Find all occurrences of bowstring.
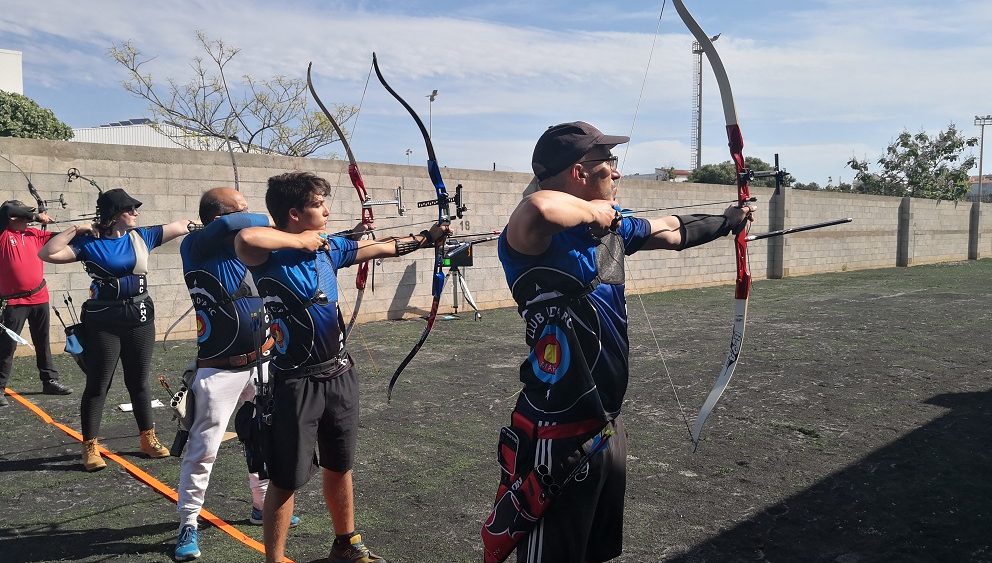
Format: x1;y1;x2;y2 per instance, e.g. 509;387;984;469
619;0;694;442
322;60;378;372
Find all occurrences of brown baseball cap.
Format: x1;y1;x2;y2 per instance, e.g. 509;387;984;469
531;121;628;182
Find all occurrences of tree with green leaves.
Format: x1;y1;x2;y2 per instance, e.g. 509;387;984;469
687;156;793;188
0;91;74;140
847;125;977;200
109;32;353;158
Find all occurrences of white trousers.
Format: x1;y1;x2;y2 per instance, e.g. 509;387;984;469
177;363;268;529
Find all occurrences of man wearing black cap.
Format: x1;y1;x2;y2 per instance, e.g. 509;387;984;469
0;200;72;407
482;121;754;563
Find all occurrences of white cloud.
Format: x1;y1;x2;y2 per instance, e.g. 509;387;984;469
2;0;990;185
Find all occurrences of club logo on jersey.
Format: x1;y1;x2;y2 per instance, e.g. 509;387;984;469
195;310;211;343
271;318;289;355
530;325;570;385
185;271;241;357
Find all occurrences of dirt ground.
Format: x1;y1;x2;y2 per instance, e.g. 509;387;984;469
1;260;990;563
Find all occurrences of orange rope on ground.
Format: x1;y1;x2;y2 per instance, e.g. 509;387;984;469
5;387;289;561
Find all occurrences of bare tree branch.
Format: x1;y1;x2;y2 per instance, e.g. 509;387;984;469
108;33;358;158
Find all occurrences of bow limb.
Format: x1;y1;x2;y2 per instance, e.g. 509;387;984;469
1;153;48;231
672;0;752;448
306;63;375;341
372;53;452;401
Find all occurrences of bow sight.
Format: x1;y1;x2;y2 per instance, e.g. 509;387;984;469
66;167;104;222
417;184;467;219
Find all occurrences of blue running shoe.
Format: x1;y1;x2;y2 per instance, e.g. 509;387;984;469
174;525;200;561
249;506;300;527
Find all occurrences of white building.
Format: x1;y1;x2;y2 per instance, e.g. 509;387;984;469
0;49;24;94
72;119;235;150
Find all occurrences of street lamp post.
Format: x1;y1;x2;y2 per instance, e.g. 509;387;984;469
976;115;992;202
405;148;413;166
427;89;438;137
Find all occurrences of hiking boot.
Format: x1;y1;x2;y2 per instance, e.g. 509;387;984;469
328;533;387;563
249;506;300;527
42;380;72;395
174;524;200;561
139;428;170;458
82;438;107;471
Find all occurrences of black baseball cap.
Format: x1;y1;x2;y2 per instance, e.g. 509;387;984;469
97;188;142;222
531;121;629;182
0;199;36;219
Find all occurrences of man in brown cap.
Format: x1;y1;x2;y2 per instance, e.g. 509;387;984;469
481;121;754;563
0;199;72;407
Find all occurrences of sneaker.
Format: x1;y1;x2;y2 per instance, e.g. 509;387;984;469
0;392;8;407
174;524;200;561
42;380;72;395
249;506;300;527
328;533;387;563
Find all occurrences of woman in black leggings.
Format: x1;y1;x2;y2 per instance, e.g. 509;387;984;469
40;188;192;471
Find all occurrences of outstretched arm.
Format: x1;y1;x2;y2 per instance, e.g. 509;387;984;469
639;204;755;251
353;221;451;263
161;219;197;243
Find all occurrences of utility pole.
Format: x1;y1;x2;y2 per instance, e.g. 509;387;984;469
976;115;992;202
690;34;719;170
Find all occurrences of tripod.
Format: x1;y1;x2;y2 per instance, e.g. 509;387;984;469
447;264;482;321
442;240;483;321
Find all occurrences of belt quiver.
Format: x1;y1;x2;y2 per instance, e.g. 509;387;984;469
481;411;611;563
235;384;273;479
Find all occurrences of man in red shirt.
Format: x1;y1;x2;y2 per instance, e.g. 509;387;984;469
0;200;72;407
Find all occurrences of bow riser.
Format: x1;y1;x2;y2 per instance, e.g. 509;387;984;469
347;163;373;290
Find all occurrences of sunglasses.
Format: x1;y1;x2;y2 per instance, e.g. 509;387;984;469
580;155;619;172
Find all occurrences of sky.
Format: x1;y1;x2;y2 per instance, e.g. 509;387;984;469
2;0;991;187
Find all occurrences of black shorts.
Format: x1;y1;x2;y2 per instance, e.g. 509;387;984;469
265;367;359;490
516;417;628;563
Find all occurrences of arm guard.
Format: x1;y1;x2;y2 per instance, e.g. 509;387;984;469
677;214;734;250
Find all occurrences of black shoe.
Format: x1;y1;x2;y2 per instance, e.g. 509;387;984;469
42;380;72;395
0;393;8;407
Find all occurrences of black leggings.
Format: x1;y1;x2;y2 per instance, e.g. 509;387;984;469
80;320;156;440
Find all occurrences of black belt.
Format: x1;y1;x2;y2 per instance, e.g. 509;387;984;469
273;353;352;381
85;292;150;307
0;279;47;301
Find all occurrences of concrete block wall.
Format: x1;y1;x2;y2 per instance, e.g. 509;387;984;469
904;198;974;265
980;206;992;258
1;137;988;351
783;190;901;276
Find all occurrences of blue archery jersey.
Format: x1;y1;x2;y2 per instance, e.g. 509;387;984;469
248;237;359;372
498;216;652;423
180;213;271;360
70;226;163;299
